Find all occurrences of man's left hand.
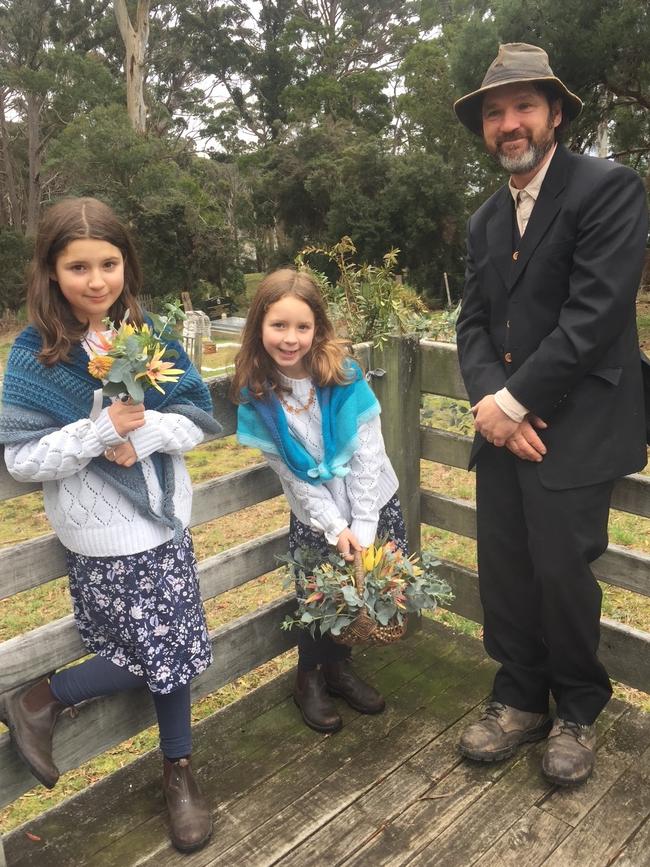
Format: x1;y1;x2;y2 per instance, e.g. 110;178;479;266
471;395;520;446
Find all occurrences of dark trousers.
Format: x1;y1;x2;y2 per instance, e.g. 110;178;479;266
476;444;614;725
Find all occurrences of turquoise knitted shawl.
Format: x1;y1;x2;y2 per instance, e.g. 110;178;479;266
0;325;221;541
237;360;380;484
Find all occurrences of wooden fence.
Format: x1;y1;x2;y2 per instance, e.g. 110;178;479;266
1;335;649;865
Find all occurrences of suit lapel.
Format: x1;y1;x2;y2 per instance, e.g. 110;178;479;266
486;188;515;289
507;145;570;292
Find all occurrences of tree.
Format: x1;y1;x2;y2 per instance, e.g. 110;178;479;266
114;0;151;133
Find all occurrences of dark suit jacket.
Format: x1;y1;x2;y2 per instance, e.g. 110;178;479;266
456;145;648;490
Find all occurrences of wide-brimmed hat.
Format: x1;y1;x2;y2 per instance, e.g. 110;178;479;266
453;42;583;135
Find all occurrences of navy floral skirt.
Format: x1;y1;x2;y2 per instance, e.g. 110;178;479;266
288;494;409;560
66;529;212;694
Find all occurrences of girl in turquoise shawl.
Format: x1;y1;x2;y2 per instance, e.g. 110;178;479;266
233;268;406;734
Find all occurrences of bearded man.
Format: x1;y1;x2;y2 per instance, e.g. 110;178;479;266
453;43;648;785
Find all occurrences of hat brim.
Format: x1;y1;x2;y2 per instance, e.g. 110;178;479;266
454;76;583;136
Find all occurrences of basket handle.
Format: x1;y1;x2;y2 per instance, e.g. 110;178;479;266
353;550;365;595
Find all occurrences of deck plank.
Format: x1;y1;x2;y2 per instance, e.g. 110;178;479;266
542;741;650;867
4;621;650;867
3;627;434;867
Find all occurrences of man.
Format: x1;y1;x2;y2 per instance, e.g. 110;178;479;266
453;42;648;785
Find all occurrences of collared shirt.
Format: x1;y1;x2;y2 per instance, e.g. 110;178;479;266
508;143;557;236
495;144;558;422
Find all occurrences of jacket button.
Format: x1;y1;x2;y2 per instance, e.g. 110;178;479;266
512;251;519;261
504;352;512;363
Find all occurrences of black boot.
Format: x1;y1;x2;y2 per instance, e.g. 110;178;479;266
1;677;66;789
163;757;213;852
323;658;386;714
293;668;342;733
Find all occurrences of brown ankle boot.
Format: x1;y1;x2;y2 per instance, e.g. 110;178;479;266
293;668;342;733
163;757;213;852
323;659;386;714
1;677;66;789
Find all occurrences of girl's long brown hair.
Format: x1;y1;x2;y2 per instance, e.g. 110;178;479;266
231;268;350;402
27;197;145;365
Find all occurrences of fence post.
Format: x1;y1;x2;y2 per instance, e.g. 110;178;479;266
371;334;421;554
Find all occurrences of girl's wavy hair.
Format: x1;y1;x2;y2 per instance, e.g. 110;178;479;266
27;197;145;365
231;268;351;402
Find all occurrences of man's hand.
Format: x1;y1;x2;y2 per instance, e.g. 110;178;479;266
505;415;548;462
471;395;520;447
336;528;361;562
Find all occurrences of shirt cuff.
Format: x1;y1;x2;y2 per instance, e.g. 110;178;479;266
128;422;165;460
94;408;128;447
324;517;349;546
494;388;528;423
350;518;379;549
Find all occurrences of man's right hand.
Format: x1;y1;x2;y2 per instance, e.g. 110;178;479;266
505;414;548;462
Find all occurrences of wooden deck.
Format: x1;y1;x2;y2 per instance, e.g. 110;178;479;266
4;620;650;867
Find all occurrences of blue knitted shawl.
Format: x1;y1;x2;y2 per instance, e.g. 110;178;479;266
0;325;222;542
237;360;380;484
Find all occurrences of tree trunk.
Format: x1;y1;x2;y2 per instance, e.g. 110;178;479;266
25;91;42;236
114;0;151;134
0;88;22;229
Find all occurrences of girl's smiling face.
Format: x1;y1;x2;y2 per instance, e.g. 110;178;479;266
261;294;315;378
52;238;125;330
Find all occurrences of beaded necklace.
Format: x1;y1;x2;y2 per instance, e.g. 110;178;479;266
279;385;316;416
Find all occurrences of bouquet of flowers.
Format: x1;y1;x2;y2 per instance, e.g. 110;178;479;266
280;541;452;646
87;303;187;402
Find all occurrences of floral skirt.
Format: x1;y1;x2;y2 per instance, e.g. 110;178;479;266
66;529;212;694
288;494;409;562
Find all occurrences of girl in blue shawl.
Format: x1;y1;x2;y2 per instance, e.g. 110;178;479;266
233;268;406;734
0;198;215;853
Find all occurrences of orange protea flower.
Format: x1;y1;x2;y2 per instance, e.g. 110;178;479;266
135;343;184;393
88;355;114;379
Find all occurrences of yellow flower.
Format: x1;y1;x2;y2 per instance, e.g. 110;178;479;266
362;545;375;572
88;355;114;379
134;343;184;393
119;322;136;337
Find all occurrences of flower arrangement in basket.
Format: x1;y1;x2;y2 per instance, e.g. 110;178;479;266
86;303;187;402
280;541;452;647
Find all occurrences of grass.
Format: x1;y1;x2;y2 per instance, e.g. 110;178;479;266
1;300;650;832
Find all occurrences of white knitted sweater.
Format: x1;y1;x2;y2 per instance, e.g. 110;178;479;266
4;336;204;556
265;374;399;547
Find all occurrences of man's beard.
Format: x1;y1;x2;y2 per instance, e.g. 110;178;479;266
494;127;555;175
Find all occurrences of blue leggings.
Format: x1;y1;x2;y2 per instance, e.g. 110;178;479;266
50;655;192;760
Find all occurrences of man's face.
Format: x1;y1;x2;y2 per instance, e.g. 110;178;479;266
481;84;562;177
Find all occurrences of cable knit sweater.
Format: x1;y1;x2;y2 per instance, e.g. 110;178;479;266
3;335;206;556
265;374;398;547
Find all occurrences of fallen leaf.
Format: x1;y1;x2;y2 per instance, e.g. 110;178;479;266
25;832;42;842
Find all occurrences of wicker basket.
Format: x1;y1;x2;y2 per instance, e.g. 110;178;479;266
331;551;408;647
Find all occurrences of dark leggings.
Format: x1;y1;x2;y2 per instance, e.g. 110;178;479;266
50;655;192;760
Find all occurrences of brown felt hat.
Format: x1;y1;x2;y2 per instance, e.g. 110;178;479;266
453;42;583;135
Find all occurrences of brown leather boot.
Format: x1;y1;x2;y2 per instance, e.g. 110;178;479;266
542;718;597;786
163;757;213;852
1;677;66;789
293;668;342;733
323;659;386;714
459;701;552;762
